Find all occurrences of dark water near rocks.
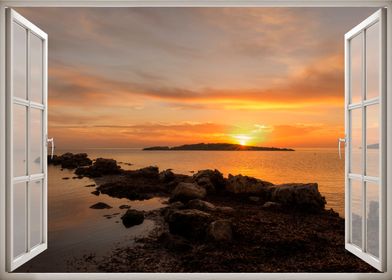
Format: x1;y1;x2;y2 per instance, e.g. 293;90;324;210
16;165;167;272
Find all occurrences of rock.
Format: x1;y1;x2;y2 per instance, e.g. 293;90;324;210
90;202;112;209
249;196;260;202
127;166;159;179
207;219;233;242
193;169;226;193
158;232;192;252
215;206;235;214
187;199;216;212
170;182;206;203
159;169;175;182
75;158;121;177
91;190;100;196
97;182;150;200
270;183;326;212
119;205;131;209
121;209;144;228
194;177;216;193
48;153;92;169
262;201;281;209
161;201;186;220
166;209;212;239
225;174;273;195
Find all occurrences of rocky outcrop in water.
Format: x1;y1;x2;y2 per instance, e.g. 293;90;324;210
75;158;122;177
58;153;375;273
48;153;92;169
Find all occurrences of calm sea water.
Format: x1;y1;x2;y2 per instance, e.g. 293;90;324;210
63;147;346;215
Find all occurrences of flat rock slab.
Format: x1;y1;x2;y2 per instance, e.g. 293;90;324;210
90;202;112;209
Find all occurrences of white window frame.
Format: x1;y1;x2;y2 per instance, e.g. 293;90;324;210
6;8;48;272
0;1;391;280
344;9;387;271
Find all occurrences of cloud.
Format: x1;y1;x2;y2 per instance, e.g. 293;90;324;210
15;7;375;148
48;51;344;113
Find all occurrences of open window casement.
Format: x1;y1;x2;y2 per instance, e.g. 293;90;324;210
6;9;49;271
344;8;387;271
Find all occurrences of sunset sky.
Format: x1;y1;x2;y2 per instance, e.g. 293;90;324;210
18;7;377;149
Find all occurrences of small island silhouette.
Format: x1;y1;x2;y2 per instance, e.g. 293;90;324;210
143;143;294;151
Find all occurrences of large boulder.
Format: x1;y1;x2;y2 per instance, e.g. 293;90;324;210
270;183;326;212
166;209;212;239
170;182;206;203
75;158;121;177
193;169;226;193
187;199;216;212
225;174;273;195
121;209;144;228
207;219;233;242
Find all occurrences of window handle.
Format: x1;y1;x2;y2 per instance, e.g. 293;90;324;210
338;137;346;160
47;138;55;159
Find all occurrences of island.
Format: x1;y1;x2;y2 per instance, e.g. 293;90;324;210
143;143;294;151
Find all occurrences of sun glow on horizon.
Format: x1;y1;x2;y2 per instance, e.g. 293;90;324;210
233;135;252;146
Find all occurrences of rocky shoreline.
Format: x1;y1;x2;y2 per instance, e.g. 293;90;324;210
48;153;376;272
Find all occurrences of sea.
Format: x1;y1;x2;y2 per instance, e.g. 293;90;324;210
17;147;347;272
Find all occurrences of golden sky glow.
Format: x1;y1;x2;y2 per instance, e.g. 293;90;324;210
18;7;377;149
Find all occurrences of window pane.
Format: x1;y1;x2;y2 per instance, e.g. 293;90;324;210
13;105;27;177
366;104;379;177
29;180;43;248
350;109;362;174
351;179;362;248
366;181;379;258
30;34;43;104
13;23;27;100
350;32;363;104
366;22;380;100
13;182;27;258
30;109;43;175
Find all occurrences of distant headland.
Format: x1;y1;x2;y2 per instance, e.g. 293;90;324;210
143;143;294;151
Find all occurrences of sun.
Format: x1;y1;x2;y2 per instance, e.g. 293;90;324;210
233;135;252;146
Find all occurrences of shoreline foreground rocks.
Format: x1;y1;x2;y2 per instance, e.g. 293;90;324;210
48;153;375;272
